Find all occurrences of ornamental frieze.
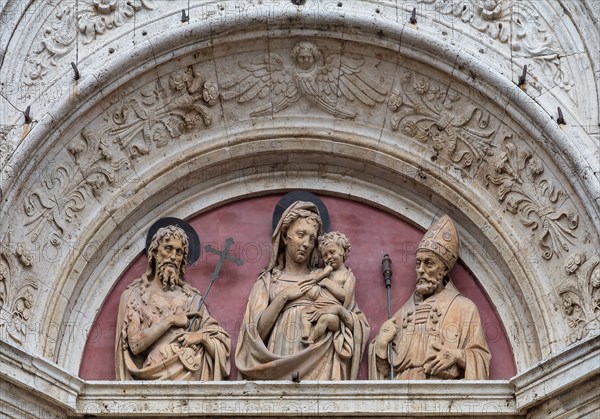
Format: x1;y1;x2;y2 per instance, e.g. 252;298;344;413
415;0;574;94
485;137;579;261
387;72;497;178
221;41;387;119
23;0;165;85
23;65;219;247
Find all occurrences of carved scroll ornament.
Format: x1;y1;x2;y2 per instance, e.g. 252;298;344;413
559;255;600;344
388;72;497;177
23;66;218;246
485;137;579;260
23;0;165;84
0;241;37;345
415;0;574;92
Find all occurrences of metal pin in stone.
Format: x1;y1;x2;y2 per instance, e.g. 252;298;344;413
557;107;566;125
181;9;189;23
23;105;32;124
71;62;80;81
410;8;417;24
518;65;527;87
291;371;300;382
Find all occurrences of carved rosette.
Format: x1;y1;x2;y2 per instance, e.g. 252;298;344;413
415;0;574;92
558;255;600;344
388;72;497;178
23;66;219;247
485;137;579;260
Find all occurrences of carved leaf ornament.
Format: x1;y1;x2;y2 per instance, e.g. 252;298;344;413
416;0;574;92
560;255;600;343
0;247;37;344
388;73;497;177
485;138;578;260
24;0;162;84
24;66;218;245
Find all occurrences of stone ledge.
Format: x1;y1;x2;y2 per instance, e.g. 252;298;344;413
512;333;600;412
2;337;599;417
78;380;515;417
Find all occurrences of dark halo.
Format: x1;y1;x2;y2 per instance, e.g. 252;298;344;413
272;191;330;232
145;217;201;265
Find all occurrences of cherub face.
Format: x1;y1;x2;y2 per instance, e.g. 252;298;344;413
321;243;344;270
296;50;315;70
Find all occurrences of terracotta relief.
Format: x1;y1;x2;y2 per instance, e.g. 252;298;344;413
116;224;230;380
236;201;370;380
221;41;387;119
369;215;491;380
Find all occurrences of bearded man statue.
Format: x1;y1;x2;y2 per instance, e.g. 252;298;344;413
115;224;230;380
369;215;491;380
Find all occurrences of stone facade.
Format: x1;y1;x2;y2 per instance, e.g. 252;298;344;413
0;0;598;417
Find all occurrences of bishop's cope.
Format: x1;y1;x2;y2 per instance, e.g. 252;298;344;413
115;224;230;381
369;215;491;380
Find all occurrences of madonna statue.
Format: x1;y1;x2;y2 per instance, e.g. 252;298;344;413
235;201;370;380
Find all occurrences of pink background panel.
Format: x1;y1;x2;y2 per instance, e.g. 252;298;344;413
79;194;516;380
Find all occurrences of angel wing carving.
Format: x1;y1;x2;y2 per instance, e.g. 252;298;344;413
221;41;387;119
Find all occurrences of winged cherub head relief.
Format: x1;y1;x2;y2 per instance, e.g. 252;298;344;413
221;40;387;119
291;41;322;72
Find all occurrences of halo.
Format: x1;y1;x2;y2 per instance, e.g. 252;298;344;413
145;217;201;264
272;191;330;232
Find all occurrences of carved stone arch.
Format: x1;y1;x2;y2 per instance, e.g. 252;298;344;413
2;13;597;367
46;131;543;373
1;2;599;416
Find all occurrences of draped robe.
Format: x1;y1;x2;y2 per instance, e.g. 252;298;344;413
235;268;370;380
115;279;230;381
369;281;490;380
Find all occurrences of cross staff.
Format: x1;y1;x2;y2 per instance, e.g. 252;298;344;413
187;238;244;331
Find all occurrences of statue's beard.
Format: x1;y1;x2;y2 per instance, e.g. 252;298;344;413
415;277;440;296
157;262;181;290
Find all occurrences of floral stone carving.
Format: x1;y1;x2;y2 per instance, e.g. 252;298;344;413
0;244;38;345
485;137;579;260
559;255;600;344
415;0;574;92
388;72;497;178
23;66;219;247
23;0;165;84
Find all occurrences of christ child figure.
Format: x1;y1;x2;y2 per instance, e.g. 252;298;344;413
299;231;355;344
